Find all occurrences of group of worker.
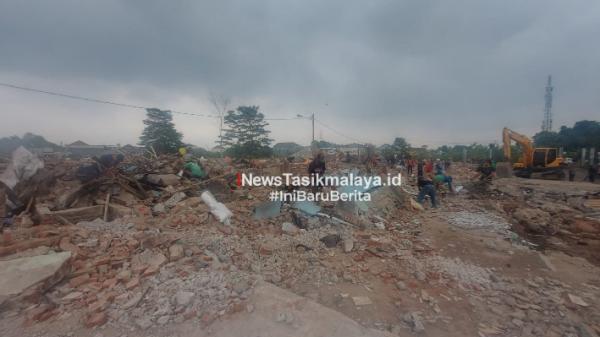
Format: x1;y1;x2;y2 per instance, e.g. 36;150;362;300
414;159;454;208
306;151;457;209
586;163;599;183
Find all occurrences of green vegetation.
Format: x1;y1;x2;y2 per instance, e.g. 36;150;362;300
139;108;184;154
221;106;273;159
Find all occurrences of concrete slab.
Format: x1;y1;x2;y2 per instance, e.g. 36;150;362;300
203;282;394;337
0;251;71;304
253;201;282;219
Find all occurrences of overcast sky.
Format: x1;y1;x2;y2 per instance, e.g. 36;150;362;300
1;0;599;149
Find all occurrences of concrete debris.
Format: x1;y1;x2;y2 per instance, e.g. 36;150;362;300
374;222;385;230
169;243;184;261
164;191;187;208
253;201;282;219
152;203;166;214
0;146;44;189
352;296;373;306
0;153;599;337
281;222;300;234
343;238;354;253
403;312;425;332
425;256;492;288
0;251;71;303
145;174;180;187
320;234;341;248
513;207;554;234
410;198;424;211
568;294;589;307
292;200;321;216
174;291;195;307
446;211;510;232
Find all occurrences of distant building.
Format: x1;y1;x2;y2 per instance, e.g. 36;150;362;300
65;140;118;158
120;144;145;155
273;142;303;156
337;146;360;155
211;145;226;153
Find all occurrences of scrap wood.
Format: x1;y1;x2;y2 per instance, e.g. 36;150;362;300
52;205;105;223
118;174;147;199
0;226;68;245
365;248;384;258
175;173;229;193
117;179;145;200
25;195;35;214
316;212;357;227
584;199;600;209
0;236;62;257
295;243;313;251
56;214;73;226
58;178;105;209
103;193;110;222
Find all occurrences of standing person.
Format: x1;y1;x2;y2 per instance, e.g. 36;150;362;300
588;163;596;183
407;159;414;176
425;160;433;175
568;165;576;182
308;151;326;192
434;159;444;175
417;160;424;178
417;174;437;208
0;182;7;220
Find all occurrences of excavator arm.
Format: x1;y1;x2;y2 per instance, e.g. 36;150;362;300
502;127;534;167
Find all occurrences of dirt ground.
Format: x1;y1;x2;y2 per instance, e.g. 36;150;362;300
1;161;600;337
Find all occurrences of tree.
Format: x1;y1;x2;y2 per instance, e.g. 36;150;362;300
273;142;303;157
559;120;600;151
139;108;183;154
222;106;273;158
378;137;412;160
533;131;562;148
392;137;409;156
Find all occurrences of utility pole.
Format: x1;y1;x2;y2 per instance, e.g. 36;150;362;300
311;113;315;143
297;113;316;144
219;116;223;148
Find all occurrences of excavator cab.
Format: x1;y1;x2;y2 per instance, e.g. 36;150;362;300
532;148;562;168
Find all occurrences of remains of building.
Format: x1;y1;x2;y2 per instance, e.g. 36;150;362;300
0;146;599;337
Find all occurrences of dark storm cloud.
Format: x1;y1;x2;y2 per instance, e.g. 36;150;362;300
1;0;599;147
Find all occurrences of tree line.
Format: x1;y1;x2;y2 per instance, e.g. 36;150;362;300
138;106;272;158
533;120;600;158
138;108;598;162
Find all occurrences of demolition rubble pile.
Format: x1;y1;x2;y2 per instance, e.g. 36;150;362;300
480;178;600;258
1;149;600;336
0;147;423;332
0;149;254;328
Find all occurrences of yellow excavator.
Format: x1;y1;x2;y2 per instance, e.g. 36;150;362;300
501;127;565;179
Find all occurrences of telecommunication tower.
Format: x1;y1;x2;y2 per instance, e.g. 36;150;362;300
541;75;553;132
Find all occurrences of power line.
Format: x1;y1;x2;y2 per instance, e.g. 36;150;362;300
264;117;303;121
0;82;220;118
0;81;497;147
0;81;313;121
314;118;365;144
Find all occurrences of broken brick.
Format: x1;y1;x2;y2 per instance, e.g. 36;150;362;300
69;274;90;288
85;311;108;328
